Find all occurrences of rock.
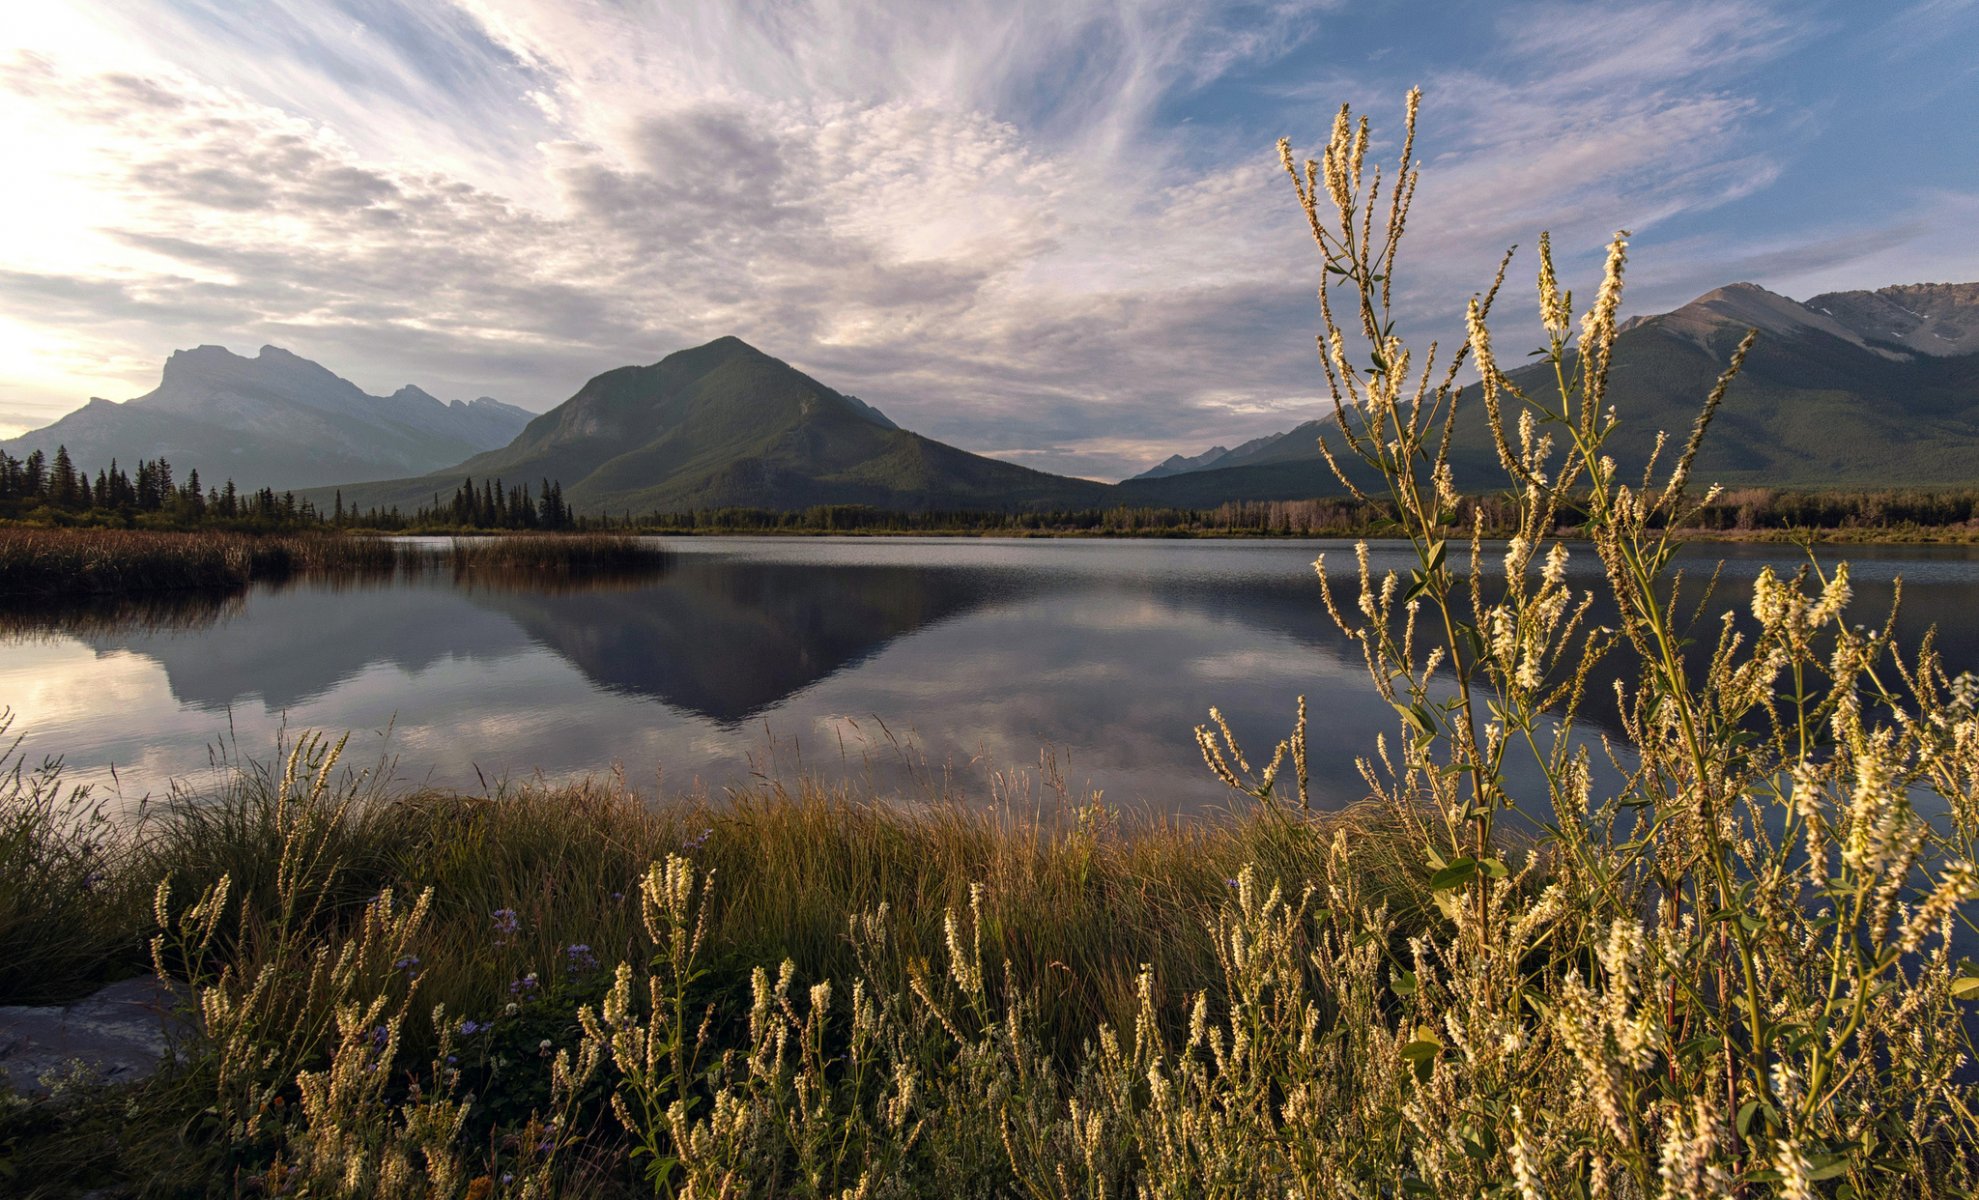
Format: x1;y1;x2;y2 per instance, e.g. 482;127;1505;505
0;977;188;1095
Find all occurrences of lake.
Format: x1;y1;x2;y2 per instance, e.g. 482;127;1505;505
5;536;1979;814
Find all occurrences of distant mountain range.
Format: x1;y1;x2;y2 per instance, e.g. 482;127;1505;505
1;345;531;489
323;336;1112;514
1121;280;1979;503
13;280;1975;512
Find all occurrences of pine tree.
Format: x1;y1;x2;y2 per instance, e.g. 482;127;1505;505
22;450;46;499
49;445;79;508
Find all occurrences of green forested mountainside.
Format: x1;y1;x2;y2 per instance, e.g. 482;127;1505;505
1122;293;1979;507
319;337;1111;515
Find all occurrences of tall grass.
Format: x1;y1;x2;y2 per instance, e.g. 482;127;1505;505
0;734;1423;1194
0;712;148;1004
0;529;667;598
440;534;674;587
0;529;398;596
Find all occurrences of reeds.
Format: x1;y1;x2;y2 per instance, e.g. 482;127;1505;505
439;534;673;589
0;529;668;599
0;733;1425;1193
0;529;396;596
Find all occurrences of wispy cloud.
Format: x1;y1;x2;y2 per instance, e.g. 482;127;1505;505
0;0;1973;479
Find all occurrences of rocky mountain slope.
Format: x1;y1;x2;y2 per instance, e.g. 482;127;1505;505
1;345;530;489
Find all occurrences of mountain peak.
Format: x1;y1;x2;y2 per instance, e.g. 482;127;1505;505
1645;282;1909;360
1132;445;1234;480
3;345;533;490
658;334;769;368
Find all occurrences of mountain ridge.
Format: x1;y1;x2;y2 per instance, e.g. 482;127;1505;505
1125;280;1979;500
1;344;531;490
20;277;1973;515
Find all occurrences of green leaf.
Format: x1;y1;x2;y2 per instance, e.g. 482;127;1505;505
1391;969;1419;998
1398;1040;1441;1062
1391;701;1435;736
1951;974;1979;1001
1737;1100;1762;1139
1430;858;1477;890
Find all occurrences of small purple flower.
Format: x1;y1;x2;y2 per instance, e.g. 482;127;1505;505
393;954;420;973
565;944;599;973
610;891;624;903
491;908;521;939
370;1024;390;1048
1225;878;1239;888
445;1054;458;1066
458;1019;484;1036
682;826;713;851
509;972;539;996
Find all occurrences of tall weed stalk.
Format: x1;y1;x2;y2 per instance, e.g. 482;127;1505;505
1199;90;1979;1193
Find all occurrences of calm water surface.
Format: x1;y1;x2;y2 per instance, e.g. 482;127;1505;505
6;537;1979;814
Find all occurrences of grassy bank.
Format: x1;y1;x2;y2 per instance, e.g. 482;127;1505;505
0;728;1428;1195
0;530;669;598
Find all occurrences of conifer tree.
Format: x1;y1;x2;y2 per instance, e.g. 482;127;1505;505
49;446;78;508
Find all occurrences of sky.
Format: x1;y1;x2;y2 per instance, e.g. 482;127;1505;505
1;0;1975;479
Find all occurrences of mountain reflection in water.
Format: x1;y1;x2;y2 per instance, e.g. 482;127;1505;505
4;538;1978;813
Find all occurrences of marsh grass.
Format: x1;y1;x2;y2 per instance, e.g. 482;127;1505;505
0;712;148;1003
0;529;397;597
0;733;1425;1195
0;529;668;599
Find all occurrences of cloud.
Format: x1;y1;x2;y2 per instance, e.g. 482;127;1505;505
0;0;1972;478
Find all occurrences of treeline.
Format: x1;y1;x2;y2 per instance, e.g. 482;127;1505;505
11;443;1979;539
0;446;323;528
1468;487;1979;539
398;476;578;530
1691;487;1979;534
0;446;589;533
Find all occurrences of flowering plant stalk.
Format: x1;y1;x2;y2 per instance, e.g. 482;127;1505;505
1197;90;1979;1194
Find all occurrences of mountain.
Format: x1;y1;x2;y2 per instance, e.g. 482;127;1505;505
1122;280;1979;504
1132;445;1231;479
322;336;1112;515
1803;282;1979;358
0;345;531;490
